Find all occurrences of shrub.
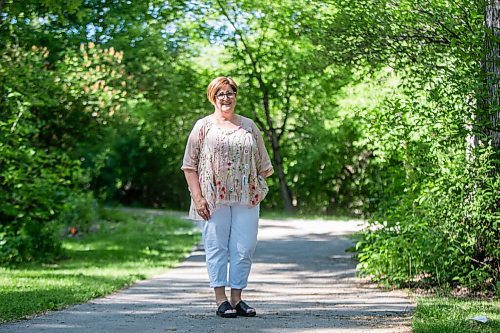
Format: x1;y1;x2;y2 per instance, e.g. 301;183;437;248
0;42;128;264
58;192;99;237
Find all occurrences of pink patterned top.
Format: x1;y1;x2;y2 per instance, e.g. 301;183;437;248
181;114;274;220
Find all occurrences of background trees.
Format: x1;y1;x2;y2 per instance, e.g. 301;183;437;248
1;0;497;290
310;0;499;288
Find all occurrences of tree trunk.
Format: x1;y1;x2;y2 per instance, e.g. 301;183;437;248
483;0;500;168
258;85;294;212
468;0;499;273
267;129;294;212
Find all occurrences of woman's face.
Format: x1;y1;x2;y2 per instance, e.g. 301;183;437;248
214;84;237;114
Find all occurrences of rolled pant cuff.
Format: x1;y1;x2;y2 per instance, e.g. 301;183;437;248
229;284;247;290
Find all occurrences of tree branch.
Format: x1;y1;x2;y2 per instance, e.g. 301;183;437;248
215;0;274;132
450;0;474;33
277;79;292;141
249;98;268;132
413;7;462;41
215;0;262;84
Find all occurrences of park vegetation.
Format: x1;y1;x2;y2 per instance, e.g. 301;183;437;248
1;0;498;298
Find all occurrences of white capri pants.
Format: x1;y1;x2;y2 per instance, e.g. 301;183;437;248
202;204;259;289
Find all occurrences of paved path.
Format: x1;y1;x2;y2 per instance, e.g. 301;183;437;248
1;217;414;333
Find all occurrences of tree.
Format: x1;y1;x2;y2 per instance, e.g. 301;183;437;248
481;0;499;166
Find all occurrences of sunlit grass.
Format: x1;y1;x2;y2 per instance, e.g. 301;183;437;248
0;208;200;323
261;209;359;221
413;295;500;333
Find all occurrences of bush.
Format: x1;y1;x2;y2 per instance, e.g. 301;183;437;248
353;70;500;290
0;144;80;264
0;43;129;264
357;146;499;290
58;192;99;237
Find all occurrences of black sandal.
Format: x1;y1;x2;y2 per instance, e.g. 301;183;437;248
234;301;256;317
216;301;237;318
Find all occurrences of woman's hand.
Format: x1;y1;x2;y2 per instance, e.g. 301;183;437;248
183;170;210;221
193;195;211;221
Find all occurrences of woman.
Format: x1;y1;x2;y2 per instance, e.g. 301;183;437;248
181;76;274;318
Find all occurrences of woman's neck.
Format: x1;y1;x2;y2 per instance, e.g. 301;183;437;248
212;109;237;123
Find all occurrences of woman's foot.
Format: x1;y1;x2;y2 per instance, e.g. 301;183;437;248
214;287;236;317
234;300;256;317
216;300;237;318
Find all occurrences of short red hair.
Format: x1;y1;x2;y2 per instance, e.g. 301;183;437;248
207;77;238;104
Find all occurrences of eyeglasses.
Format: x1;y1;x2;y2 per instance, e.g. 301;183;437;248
215;91;236;100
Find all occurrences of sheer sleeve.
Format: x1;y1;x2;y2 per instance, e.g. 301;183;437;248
181;119;204;172
252;121;274;177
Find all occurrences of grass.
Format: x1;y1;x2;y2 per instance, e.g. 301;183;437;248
0;208;200;323
412;295;499;333
260;209;359;221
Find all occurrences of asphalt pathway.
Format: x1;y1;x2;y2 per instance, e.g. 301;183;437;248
2;217;414;333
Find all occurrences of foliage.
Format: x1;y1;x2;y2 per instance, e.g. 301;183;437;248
0;45;77;263
65;1;209;209
286;112;364;214
313;0;499;290
58;192;98;236
0;41;130;264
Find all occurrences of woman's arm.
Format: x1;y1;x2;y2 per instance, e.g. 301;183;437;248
181;119;211;220
183;169;211;221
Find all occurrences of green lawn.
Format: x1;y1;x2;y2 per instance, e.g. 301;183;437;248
413;295;499;333
260;209;357;221
0;208;200;323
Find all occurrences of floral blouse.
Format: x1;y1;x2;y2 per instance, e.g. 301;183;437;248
181;114;274;220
